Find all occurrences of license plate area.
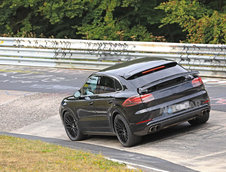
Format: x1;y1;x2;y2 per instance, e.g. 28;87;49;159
164;101;191;115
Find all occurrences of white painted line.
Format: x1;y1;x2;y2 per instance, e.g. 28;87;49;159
218;81;226;84
191;150;226;160
106;157;170;172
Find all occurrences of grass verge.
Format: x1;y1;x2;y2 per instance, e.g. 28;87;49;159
0;135;140;171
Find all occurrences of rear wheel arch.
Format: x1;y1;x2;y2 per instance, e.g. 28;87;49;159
188;110;210;125
112;111;120;133
111;108;128;132
114;114;142;147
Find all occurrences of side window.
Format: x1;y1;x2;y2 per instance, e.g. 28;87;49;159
98;76;116;94
82;75;99;96
115;79;122;91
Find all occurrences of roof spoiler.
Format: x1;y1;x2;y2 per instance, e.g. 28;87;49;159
124;61;177;80
137;71;199;94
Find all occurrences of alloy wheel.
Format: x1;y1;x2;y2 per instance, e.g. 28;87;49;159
115;119;128;144
64;113;78;139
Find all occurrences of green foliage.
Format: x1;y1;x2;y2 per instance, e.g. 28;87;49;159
187;11;226;44
0;0;89;38
77;0;166;41
0;0;47;37
0;0;225;43
157;0;226;43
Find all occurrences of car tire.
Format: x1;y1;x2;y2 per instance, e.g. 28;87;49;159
188;111;210;126
114;115;141;147
63;111;86;141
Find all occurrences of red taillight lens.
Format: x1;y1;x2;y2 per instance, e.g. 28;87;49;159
122;94;154;107
203;99;210;104
192;77;203;87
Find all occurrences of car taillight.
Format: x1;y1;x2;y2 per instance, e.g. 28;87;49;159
122;94;154;107
203;99;210;104
192;77;203;87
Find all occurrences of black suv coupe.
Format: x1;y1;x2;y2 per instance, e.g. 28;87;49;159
60;57;210;147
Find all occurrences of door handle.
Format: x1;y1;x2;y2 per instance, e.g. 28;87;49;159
89;101;94;105
108;100;113;104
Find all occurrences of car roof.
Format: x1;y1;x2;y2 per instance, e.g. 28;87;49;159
99;57;174;79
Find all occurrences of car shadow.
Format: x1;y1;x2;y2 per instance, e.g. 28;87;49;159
84;122;211;147
140;122;210;145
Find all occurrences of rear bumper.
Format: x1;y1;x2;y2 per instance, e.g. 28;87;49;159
132;104;210;136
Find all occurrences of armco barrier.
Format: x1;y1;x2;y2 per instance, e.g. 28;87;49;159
0;37;225;77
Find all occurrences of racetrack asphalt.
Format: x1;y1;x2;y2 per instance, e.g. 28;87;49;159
1;65;226;171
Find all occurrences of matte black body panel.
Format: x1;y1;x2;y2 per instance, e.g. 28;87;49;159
60;57;210;137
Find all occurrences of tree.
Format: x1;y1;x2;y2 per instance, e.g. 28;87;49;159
0;0;225;43
0;0;88;38
77;0;167;41
157;0;226;43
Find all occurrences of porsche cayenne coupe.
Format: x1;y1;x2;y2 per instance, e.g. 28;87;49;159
60;57;210;147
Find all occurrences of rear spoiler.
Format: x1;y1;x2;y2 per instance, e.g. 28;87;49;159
124;61;177;80
137;71;199;94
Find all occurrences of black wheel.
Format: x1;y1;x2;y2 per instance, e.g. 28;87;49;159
63;111;86;141
114;115;141;147
188;111;210;126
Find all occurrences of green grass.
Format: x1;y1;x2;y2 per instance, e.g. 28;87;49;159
0;135;140;172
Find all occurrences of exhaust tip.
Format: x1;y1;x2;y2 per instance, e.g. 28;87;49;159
202;109;209;115
156;125;160;131
149;125;160;133
149;127;155;133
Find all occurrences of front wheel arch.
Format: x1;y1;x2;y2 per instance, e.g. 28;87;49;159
62;110;86;141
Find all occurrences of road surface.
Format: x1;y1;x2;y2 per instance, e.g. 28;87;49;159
0;65;226;172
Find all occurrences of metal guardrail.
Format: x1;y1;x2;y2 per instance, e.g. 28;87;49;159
0;37;226;77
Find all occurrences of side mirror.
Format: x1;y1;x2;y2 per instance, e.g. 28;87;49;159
74;90;81;98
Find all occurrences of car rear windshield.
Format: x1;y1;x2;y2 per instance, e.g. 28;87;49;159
128;64;188;88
